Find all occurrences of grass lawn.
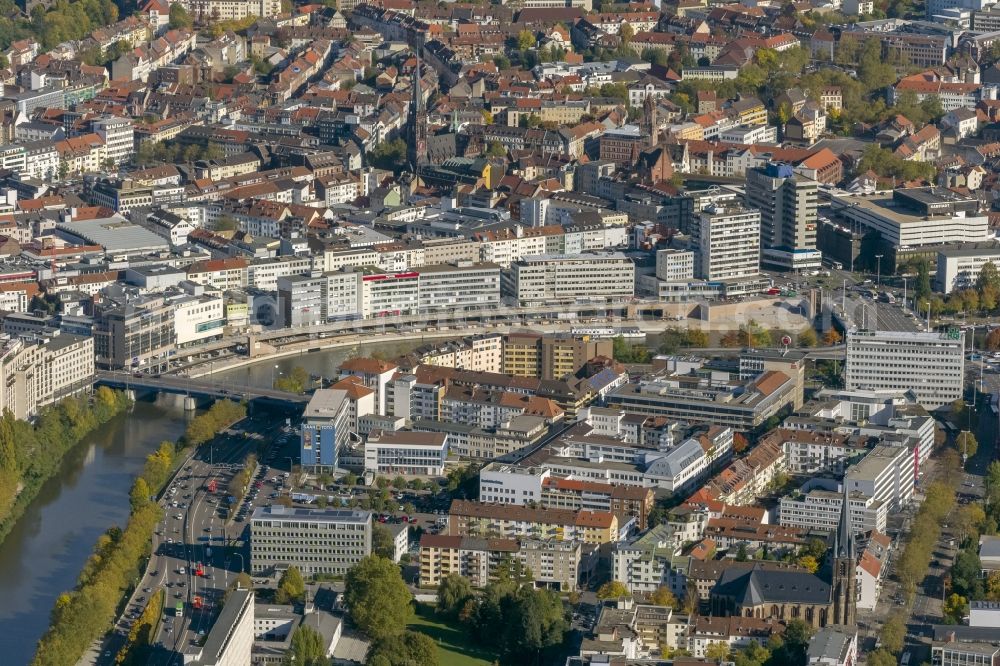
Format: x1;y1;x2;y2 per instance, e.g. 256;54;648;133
408;612;498;666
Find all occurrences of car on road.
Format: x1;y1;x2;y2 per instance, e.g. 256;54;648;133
178;567;186;575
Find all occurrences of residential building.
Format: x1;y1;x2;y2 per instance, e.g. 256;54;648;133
418;534;583;590
250;506;372;576
612;523;680;592
447;499;619;545
806;627;858;666
844;444;916;513
93;291;176;370
936;242;1000;292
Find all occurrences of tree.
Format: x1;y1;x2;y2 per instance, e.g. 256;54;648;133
916;259;932;301
373;523;396;560
596;580;630;599
822;329;842;346
129;477;150;513
517;29;535;51
954;504;986;542
735;543;749;561
437;573;474;617
797;329;818;347
486;141;506;158
168;1;193;28
881;612;906;654
620;23;634;44
284;625;326;666
274;366;310;394
367;631;440;666
868;649;897;666
944;593;969;623
706;642;731;661
215;216;238;232
275;566;306;605
650;586;676;607
733;433;749;454
344;556;413;641
957;431;978;459
796;555;819;573
772;619;813;665
986;328;1000;351
369;139;407;173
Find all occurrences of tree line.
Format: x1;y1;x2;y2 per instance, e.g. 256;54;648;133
0;387;132;545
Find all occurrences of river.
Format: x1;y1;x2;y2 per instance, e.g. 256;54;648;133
0;394;190;666
213;338;437;388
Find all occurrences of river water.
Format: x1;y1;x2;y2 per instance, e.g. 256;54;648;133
0;394;191;666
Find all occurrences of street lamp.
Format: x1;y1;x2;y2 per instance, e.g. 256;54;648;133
902;277;908;312
271;364;280;389
875;254;884;288
232;552;244;574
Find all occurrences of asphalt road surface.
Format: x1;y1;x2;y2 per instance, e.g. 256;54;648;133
87;415;288;665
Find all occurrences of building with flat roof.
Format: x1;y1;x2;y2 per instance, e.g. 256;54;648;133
845;444;915;513
831;189;988;252
300;389;352;472
504;252;635;305
364;429;448;476
846;328;965;409
936;241;1000;292
250;506;372;576
447;499;619;545
189;588;254;666
607;369;798;431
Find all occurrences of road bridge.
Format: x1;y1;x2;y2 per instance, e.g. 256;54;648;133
95;371;309;405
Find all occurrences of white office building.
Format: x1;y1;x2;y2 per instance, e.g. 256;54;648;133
655;249;695;282
504;252;635;305
695;205;761;280
845;444;915;512
779;487;889;535
416;262;501;312
250;506;372;576
846;329;965;409
189;588;254;666
364;430;449;476
170;288;225;346
936;242;1000;292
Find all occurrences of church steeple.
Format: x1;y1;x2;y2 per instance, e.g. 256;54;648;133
832;481;857;626
642;93;657;149
407;44;429;173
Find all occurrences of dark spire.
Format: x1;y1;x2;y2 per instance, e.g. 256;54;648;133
837;479;855;560
407;44;428;173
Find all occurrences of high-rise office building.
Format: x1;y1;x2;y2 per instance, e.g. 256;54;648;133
694;205;761;280
845;329;965;409
746;163;818;268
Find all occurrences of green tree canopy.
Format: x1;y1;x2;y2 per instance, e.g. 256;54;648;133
344;556;413;641
275;566;306;605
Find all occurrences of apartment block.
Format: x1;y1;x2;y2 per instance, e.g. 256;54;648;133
447;499;618;545
501;332;613;380
845;444;915;513
745;163;818;259
250;506;372;577
418;534;582;590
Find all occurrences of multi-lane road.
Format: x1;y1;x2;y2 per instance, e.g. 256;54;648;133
86;415;289;665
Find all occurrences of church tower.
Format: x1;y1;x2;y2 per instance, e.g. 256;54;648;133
642;93;657;149
407;44;428;173
832;481;857;626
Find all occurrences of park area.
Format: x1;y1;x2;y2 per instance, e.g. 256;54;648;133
408;610;498;666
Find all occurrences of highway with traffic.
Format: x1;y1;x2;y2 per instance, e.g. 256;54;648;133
87;414;292;665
